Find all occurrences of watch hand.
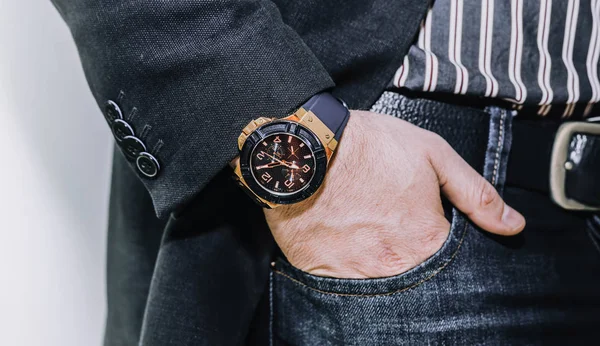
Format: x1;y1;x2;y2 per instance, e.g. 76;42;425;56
262;151;297;168
255;161;282;170
261;151;282;163
280;159;299;169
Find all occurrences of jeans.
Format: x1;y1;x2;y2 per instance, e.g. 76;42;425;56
269;92;600;345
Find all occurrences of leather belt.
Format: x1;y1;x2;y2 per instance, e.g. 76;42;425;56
508;118;600;211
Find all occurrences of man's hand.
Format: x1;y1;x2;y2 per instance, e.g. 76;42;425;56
264;110;525;279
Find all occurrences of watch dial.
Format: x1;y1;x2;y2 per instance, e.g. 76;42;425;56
250;134;316;195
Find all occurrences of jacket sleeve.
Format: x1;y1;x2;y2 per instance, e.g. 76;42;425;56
51;0;335;218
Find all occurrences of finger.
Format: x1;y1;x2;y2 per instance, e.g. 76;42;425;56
427;135;525;235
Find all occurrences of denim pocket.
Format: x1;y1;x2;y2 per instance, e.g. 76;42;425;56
270;209;470;345
271;209;468;297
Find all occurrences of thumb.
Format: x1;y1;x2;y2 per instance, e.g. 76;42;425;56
427;136;525;235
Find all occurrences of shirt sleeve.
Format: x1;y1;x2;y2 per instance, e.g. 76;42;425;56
51;0;335;218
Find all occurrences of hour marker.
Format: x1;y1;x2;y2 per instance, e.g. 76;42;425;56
288;136;293;143
274;181;280;189
261;172;273;183
299;143;305;147
262;141;268;146
273;136;282;143
299;178;305;183
303;154;312;159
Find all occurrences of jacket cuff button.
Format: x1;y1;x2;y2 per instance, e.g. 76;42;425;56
121;136;146;161
104;100;123;124
136;152;160;178
112;119;134;142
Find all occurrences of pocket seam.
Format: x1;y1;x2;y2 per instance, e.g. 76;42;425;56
490;109;506;186
272;220;469;298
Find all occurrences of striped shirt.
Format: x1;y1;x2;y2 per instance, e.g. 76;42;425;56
392;0;600;119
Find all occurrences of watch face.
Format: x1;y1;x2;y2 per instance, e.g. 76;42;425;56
250;134;316;195
239;120;328;205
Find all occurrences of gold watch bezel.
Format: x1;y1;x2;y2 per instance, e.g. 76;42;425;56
231;107;338;208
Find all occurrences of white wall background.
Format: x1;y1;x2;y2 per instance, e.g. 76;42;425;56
0;1;111;345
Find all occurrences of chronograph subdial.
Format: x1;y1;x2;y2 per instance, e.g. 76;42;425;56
282;168;301;184
250;134;316;195
267;142;285;159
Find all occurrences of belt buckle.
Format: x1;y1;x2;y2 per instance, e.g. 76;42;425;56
550;121;600;211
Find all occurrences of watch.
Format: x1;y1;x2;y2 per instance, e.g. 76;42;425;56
231;92;350;208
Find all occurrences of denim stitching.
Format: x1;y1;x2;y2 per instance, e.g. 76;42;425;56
491;110;506;186
272;220;469;298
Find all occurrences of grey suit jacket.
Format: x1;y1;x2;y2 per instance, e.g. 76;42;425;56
50;1;427;344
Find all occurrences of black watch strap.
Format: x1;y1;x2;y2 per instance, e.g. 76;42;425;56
302;92;350;141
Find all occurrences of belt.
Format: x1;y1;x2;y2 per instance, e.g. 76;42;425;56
375;91;600;212
508;118;600;211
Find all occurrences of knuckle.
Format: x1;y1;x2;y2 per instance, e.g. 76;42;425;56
478;180;500;209
424;132;451;162
430;135;455;161
426;131;448;148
